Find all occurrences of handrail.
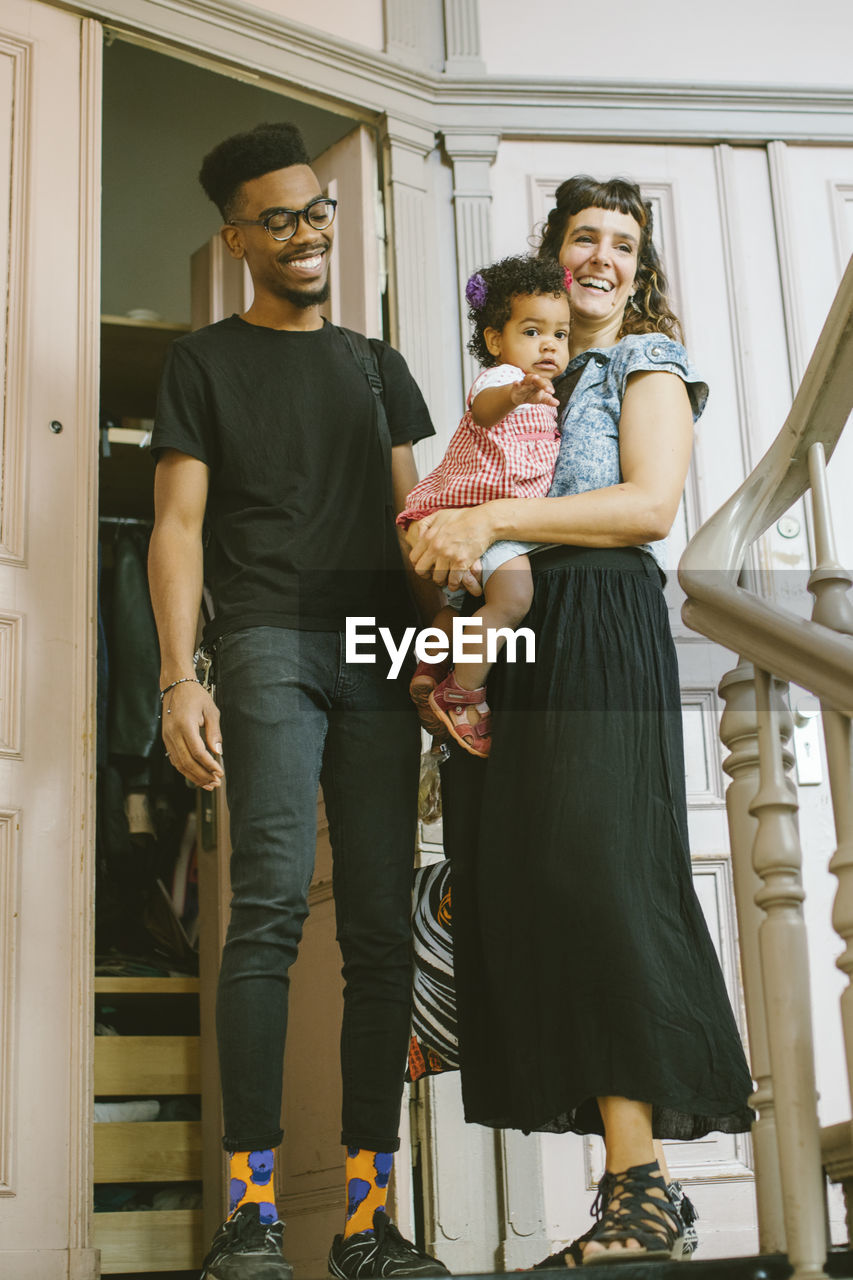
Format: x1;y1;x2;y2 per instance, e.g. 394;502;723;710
679;253;853;715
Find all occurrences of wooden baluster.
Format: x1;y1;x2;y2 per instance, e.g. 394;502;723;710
751;666;827;1279
719;658;786;1252
807;442;853;1129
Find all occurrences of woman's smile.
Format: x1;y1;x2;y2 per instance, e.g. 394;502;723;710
559;206;641;334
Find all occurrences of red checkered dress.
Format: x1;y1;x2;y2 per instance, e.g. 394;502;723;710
398;364;561;527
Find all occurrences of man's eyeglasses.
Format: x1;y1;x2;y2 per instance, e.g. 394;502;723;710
228;197;338;242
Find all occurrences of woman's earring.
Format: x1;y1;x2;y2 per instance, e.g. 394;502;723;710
629;293;641;314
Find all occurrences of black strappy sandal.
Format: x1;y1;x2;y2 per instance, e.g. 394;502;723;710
582;1162;686;1266
532;1171;698;1270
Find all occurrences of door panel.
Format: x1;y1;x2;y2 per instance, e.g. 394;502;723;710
776;144;853;566
0;2;99;1275
313;124;384;339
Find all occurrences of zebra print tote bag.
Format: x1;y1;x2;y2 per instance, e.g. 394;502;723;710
406;859;459;1083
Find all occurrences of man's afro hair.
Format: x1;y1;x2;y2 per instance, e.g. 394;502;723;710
467;255;570;367
199;122;311;219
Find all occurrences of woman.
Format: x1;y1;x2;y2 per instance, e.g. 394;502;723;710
408;177;753;1265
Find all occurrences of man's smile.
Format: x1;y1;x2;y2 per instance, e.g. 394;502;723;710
278;243;328;278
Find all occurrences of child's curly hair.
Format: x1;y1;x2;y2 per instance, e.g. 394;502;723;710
466;256;570;368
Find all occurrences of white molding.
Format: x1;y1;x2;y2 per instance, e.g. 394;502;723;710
0;34;30;568
442;131;499;392
767;140;809;390
498;1129;546;1270
682;690;726;807
0;613;23;757
383;0;424;70
766;140;818;571
55;0;853;143
0;807;21;1195
442;0;484;76
66;16;102;1255
713;144;758;480
381;116;444;416
829;179;853;277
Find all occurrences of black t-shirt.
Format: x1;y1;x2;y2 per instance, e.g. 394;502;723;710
151;316;434;641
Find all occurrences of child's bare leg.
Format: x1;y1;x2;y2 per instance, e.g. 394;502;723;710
428;557;533;759
453;555;534;691
409;604;457;737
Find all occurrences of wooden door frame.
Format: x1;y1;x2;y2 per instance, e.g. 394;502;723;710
63;14;102;1274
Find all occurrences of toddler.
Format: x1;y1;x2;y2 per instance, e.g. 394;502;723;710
398;255;572;758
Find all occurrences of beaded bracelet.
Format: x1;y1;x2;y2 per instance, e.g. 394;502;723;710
159;676;201;708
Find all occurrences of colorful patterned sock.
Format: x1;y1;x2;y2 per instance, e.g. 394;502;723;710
344;1146;394;1236
228;1148;278;1225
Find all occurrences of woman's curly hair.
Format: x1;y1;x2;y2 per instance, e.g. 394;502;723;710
466;255;571;368
537;175;682;342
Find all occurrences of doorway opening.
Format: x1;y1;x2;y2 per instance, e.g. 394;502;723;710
95;37;377;1276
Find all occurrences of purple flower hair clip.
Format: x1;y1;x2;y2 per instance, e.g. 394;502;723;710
465;272;488;310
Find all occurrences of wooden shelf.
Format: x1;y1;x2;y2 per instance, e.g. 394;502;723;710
101;313;190;332
94;1209;203;1274
94;976;200;994
94;1120;202;1182
96;310;208;1274
100;314;189;421
95;1036;200;1095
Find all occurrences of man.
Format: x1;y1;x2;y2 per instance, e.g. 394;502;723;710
148;122;447;1280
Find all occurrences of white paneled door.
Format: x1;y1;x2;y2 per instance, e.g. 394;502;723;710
0;2;100;1277
420;137;853;1267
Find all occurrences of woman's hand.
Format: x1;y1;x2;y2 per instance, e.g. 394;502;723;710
406;505;498;593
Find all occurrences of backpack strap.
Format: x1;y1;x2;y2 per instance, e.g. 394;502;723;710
338;326;393;509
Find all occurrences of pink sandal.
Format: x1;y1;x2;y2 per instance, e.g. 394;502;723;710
428;671;491;759
409;656;452;740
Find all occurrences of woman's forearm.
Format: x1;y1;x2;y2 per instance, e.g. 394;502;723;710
490;481;674;548
408;483;674;587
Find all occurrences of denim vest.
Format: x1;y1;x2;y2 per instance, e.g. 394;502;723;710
549;333;708;566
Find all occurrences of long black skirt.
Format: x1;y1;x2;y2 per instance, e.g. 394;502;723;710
442;545;754;1138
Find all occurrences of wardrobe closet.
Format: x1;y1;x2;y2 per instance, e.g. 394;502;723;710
95;312;213;1277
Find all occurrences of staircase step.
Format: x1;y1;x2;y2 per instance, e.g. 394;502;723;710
823;1120;853;1183
526;1247;853;1279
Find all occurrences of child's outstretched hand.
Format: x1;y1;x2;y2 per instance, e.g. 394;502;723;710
470;372;560;429
508;372;559;408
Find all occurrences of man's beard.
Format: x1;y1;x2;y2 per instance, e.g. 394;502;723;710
277;278;331;309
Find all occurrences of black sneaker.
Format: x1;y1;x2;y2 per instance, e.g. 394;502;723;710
200;1202;293;1279
328;1209;450;1278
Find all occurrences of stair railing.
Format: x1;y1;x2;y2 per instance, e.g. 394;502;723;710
679;253;853;1280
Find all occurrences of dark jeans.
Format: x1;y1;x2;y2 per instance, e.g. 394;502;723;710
215;626;419;1153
